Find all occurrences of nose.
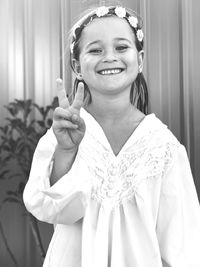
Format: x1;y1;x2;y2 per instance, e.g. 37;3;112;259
102;48;118;62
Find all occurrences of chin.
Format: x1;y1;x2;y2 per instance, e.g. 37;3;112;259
100;85;130;95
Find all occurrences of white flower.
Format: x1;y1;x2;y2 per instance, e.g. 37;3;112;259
128;16;138;28
96;6;109;17
137;29;144;42
70;42;75;54
114;6;126;18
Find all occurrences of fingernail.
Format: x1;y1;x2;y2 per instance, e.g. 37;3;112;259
56;78;63;88
56;78;62;84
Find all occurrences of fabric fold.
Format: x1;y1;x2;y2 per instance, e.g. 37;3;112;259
23;127;92;225
23;111;200;267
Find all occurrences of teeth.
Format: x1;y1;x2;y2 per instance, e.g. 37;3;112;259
99;69;122;75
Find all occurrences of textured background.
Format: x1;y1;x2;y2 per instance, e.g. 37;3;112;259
0;0;199;266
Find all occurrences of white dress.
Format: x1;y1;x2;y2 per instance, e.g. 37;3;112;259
23;109;200;267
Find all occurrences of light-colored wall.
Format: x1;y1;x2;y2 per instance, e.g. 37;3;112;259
0;0;199;266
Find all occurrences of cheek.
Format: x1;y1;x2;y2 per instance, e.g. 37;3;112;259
126;51;139;68
80;56;96;75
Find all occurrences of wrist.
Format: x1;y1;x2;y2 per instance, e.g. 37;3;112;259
55;144;78;156
50;145;78;186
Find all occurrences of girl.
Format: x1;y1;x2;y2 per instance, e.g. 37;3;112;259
23;5;200;267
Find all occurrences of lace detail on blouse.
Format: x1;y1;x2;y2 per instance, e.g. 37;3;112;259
79;127;180;208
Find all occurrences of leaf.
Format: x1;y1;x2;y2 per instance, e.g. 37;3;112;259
18;182;26;194
1;144;12;152
37;121;45;128
0;170;9;179
5;105;18;116
51;96;59;109
15;139;26;154
2;197;21;205
33;104;44;115
6;173;22;180
6;191;18;196
43;106;52;119
47;118;53;127
23;100;32;120
2;154;12;162
0;125;9;134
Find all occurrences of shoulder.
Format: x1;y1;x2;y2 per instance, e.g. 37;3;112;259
133;114;181;175
143;113;180;146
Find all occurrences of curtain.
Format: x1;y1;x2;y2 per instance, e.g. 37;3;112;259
0;0;199;266
141;0;200;193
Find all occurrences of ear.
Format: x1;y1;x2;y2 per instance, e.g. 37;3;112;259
138;50;144;73
72;59;83;80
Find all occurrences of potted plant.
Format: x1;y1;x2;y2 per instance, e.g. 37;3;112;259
0;97;58;266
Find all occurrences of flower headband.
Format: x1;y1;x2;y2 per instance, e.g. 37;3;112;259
70;6;144;54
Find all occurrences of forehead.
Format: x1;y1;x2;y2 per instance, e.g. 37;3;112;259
80;16;135;45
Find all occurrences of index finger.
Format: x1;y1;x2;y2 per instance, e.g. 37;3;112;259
71;82;84;111
56;78;70;109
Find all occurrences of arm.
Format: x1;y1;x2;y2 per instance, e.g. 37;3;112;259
50;146;78;186
23;80;89;224
50;79;86;185
156;145;200;266
23;128;91;225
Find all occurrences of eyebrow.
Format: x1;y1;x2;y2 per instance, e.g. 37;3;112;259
86;38;132;48
86;40;102;48
115;38;132;44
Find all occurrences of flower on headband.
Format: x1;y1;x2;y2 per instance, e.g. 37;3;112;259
137;29;144;42
128;16;138;28
96;6;109;17
114;6;126;18
70;41;75;54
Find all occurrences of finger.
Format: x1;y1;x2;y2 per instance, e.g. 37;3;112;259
71;114;86;131
53;107;72;121
72;82;84;111
53;120;78;130
56;78;70;109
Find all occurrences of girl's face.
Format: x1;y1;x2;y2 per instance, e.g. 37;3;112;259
75;17;142;97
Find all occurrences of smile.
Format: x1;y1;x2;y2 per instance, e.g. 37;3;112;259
98;68;124;75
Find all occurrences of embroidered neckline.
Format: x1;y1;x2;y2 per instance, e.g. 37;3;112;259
79;111;180;208
81;108;156;158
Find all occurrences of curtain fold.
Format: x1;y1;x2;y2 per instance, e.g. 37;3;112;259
139;0;200;194
0;0;199;266
180;0;200;189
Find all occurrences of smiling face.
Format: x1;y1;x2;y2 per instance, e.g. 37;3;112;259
74;16;142;97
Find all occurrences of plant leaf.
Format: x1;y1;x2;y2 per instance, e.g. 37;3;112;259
2;197;21;205
0;170;9;179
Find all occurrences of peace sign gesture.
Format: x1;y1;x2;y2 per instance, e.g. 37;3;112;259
52;79;86;152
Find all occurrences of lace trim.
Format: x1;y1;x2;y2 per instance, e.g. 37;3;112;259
79;128;179;207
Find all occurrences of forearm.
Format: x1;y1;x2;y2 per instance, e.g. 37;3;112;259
50;145;78;186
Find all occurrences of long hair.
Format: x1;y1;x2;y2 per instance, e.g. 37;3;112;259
68;6;149;114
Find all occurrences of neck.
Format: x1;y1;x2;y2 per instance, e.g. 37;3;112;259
85;90;137;123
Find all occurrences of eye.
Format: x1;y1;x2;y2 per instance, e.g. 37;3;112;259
88;48;102;54
116;45;129;52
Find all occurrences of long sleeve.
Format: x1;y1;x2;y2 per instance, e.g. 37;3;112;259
156;145;200;267
23;128;91;225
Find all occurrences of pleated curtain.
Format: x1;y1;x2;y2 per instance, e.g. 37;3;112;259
0;0;199;266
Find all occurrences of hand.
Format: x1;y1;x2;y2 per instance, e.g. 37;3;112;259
52;78;86;152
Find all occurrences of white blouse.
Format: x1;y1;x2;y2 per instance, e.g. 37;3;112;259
23;109;200;267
